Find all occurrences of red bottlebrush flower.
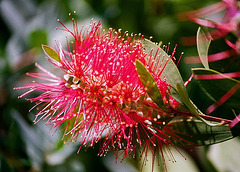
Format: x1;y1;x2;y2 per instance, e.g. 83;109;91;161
16;13;184;170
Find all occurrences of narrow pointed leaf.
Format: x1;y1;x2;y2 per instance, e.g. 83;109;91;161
135;59;165;109
197;27;211;69
42;44;61;62
142;39;184;104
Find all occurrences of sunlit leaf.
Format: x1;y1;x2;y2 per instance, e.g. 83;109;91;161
197;27;211;69
142;39;184;104
42;44;61;62
135;59;165;109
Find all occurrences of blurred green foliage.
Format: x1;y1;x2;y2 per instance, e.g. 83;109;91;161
1;0;239;172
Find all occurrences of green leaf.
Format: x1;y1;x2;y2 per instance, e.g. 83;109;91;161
192;68;240;112
171;119;234;146
176;82;223;126
197;27;211;69
176;82;200;115
135;59;165;109
42;44;61;62
142;39;184;105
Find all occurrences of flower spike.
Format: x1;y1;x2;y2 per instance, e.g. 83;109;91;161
16;14;195;171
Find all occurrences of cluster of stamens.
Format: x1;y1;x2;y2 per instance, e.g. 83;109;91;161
64;74;81;89
63;73;168;130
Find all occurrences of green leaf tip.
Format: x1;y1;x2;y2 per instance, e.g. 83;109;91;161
42;44;61;62
135;59;166;110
